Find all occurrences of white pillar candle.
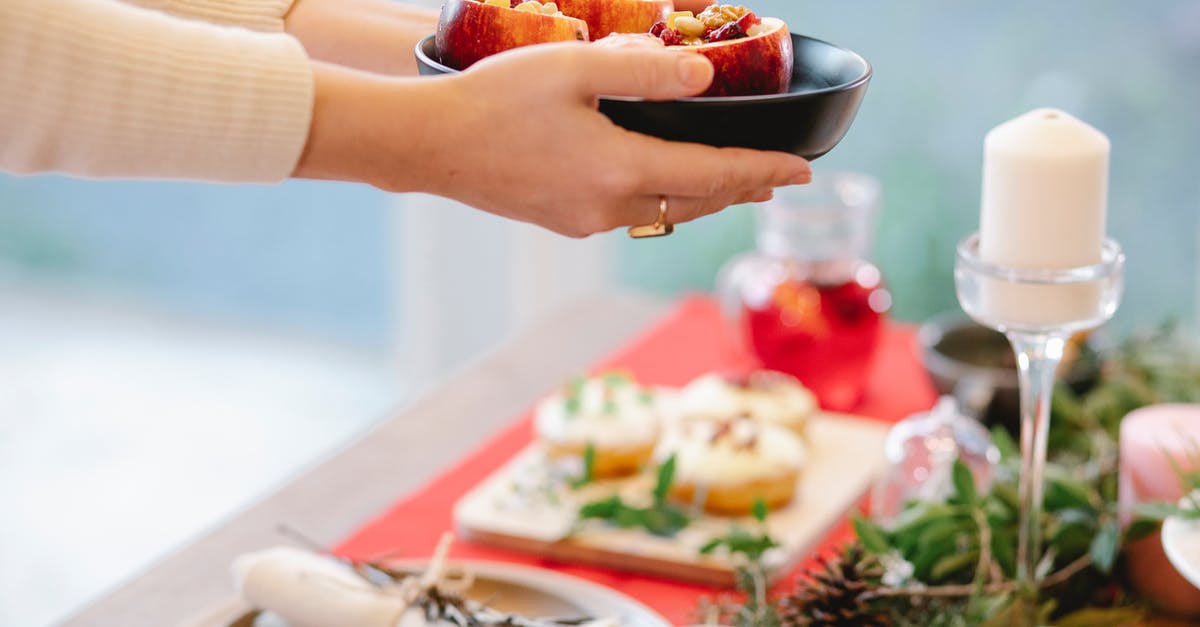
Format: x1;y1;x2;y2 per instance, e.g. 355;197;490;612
977;108;1110;326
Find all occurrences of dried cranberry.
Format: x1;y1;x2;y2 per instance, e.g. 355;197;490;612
707;20;742;42
649;21;667;37
509;0;522;6
708;11;759;43
736;11;761;31
660;28;684;46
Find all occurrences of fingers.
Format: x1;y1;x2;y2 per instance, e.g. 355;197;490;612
625;135;811;200
566;45;714;100
591;33;668;51
623;187;775;231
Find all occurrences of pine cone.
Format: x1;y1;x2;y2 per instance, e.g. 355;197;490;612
778;545;890;627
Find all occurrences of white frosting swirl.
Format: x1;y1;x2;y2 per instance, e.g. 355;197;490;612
534;374;660;450
662;417;806;486
677;372;816;429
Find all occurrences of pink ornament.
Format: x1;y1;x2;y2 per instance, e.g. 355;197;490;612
1119;403;1200;617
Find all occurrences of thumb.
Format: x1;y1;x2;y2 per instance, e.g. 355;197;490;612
573;45;714;100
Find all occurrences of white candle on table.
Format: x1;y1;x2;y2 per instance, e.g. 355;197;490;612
978;108;1110;325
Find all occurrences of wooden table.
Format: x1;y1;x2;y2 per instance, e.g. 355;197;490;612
60;293;669;627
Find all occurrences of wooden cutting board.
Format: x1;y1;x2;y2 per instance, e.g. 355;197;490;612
454;412;890;587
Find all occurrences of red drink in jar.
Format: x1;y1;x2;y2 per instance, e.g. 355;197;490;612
742;267;889;410
719;173;889;411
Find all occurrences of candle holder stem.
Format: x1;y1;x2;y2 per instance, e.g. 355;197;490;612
955;233;1125;627
1008;332;1066;599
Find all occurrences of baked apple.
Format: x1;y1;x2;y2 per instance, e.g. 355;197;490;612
647;4;792;97
551;0;673;40
436;0;589;70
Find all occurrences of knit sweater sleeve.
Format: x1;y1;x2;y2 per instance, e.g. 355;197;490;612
119;0;297;32
0;0;315;183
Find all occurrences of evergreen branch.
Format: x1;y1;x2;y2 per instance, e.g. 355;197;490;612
867;554;1093;600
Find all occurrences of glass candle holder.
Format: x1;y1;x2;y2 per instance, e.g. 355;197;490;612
954;232;1124;615
717;173;891;411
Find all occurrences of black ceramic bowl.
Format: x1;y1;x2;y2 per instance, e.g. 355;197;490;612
918;313;1102;434
415;34;870;160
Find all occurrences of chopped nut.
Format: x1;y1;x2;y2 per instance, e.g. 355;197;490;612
540;1;559;13
674;15;706;38
515;1;542;12
697;4;749;30
666;10;694;30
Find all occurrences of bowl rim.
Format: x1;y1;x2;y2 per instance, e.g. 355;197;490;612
415;32;872;104
917;312;1020;389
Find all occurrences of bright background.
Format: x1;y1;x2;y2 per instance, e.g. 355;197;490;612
1;1;1197;625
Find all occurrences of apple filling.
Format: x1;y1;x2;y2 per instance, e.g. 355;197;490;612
479;0;564;16
649;4;764;46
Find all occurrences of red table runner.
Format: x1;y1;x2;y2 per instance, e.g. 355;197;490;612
335;296;938;624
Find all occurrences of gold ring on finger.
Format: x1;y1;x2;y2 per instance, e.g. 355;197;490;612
627;196;674;239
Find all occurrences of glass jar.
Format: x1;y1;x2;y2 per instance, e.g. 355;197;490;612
717;172;890;411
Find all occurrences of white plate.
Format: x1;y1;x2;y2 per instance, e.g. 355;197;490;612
190;560;670;627
1163;501;1200;591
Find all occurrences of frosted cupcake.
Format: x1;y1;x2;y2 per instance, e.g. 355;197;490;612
677;370;817;436
664;416;806;516
534;371;661;479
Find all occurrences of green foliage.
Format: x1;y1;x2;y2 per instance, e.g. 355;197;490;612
950;459;978;505
700;497;779;563
577;494;690;537
1088;519;1119;575
563;376;585;417
733;567;781;627
578;455;689;537
569;443;595;490
753;497;769;523
601;371;632;387
653;454;676;504
700;527;779;562
732;324;1200;625
852;517;889;555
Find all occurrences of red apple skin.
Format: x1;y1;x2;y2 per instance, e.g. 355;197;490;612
436;0;589;70
680;19;793;97
553;0;673;40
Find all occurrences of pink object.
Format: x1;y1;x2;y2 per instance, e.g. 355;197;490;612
1119;403;1200;616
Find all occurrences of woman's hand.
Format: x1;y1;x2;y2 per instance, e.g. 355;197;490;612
421;43;811;236
295;43;810;237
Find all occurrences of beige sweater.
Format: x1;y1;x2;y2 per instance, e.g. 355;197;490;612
0;0;314;183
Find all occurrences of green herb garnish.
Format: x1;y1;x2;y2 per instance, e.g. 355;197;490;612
578;495;690;537
700;527;779;562
563;375;585;417
569;443;595;490
700;500;778;562
577;455;689;537
638;389;654;406
752;496;769;523
602;370;632;387
653;454;676;504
